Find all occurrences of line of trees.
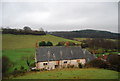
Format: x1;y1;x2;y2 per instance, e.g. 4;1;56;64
80;38;120;54
81;38;119;49
1;26;46;35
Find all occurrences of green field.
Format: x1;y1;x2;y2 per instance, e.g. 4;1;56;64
2;34;81;72
3;34;80;50
14;68;119;79
2;48;35;72
74;37;118;42
74;38;88;42
2;34;119;79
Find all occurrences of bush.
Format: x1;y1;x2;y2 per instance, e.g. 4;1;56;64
12;66;26;77
107;54;120;71
81;43;88;48
56;41;76;46
31;69;40;72
56;42;65;46
39;41;46;46
67;42;76;46
85;59;109;69
46;41;53;46
67;65;74;68
2;56;14;78
20;66;24;70
39;41;53;46
30;62;36;67
78;63;83;68
97;48;105;54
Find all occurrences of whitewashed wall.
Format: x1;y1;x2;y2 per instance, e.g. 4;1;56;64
36;59;86;70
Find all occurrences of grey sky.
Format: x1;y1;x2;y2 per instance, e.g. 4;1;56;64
1;1;118;33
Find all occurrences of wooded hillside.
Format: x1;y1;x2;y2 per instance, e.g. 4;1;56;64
51;29;120;39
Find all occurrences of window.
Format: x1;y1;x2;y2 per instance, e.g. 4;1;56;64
43;63;48;65
64;61;67;63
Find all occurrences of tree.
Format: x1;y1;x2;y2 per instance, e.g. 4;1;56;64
39;41;46;46
81;43;88;48
2;56;13;77
39;28;44;31
56;42;65;46
66;42;76;46
22;55;35;70
46;41;53;46
107;54;120;71
85;59;109;69
23;26;32;32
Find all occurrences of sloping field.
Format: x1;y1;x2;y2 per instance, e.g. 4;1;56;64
14;68;119;79
2;48;35;72
2;34;80;72
2;34;80;50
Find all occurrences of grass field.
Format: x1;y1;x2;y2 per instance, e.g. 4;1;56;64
14;68;119;79
2;34;80;50
74;37;118;42
2;34;119;79
74;38;88;42
96;52;120;57
2;34;81;72
2;48;35;72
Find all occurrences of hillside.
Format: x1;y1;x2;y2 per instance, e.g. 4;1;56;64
51;29;120;39
2;34;80;72
15;68;118;79
2;34;80;50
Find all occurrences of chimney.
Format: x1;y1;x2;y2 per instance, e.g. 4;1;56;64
35;40;39;48
65;41;69;47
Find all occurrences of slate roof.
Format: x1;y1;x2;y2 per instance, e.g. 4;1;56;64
82;49;96;62
36;46;96;62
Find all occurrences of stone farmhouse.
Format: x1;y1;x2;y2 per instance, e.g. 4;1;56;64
35;46;96;70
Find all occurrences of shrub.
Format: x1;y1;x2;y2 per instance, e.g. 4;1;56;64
39;41;53;46
67;65;74;68
46;41;53;46
20;66;24;70
39;41;46;46
78;63;83;68
30;62;36;67
2;56;14;78
107;54;120;71
12;66;26;77
31;69;40;72
56;41;76;46
56;42;65;46
85;59;109;69
81;43;88;48
97;48;105;54
67;42;76;46
40;68;47;71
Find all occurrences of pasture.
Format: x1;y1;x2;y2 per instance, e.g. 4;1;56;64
2;34;81;72
14;68;119;79
2;34;80;50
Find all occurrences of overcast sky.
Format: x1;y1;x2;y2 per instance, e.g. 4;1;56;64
1;1;119;33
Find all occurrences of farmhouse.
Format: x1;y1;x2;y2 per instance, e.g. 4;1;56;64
35;46;96;70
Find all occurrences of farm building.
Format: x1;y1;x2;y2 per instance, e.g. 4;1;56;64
35;46;96;70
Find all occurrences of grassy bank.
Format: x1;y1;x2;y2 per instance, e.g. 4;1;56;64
14;68;119;79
